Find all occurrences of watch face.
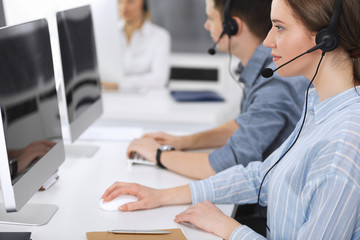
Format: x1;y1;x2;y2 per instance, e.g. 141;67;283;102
159;145;174;151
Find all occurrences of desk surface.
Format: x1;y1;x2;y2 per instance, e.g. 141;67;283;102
101;89;241;126
0;140;234;240
0;88;240;239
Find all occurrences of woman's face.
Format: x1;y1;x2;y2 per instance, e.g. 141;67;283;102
264;0;319;78
118;0;144;22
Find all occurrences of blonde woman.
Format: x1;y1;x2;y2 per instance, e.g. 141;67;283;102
103;0;171;91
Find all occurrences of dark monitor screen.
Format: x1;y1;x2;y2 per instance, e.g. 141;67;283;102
170;67;218;82
0;19;65;213
57;5;102;125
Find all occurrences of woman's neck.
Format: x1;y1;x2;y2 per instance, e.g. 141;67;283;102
312;52;355;102
124;15;145;43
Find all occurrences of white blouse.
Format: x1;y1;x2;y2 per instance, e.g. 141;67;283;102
118;20;171;90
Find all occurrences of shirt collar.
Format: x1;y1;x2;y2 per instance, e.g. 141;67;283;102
308;87;360;124
239;43;272;86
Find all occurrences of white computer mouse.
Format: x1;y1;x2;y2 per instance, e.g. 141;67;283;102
99;195;138;211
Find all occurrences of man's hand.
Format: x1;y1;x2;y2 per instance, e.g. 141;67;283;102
143;132;187;150
127;138;161;164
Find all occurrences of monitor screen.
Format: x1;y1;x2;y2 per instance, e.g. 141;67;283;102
0;19;65;217
170;67;218;82
57;5;103;142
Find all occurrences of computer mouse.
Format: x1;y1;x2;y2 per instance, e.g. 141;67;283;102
99;195;138;211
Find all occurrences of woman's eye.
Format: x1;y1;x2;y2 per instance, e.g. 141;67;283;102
275;25;284;31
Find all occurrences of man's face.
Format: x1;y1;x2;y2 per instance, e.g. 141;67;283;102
204;0;229;53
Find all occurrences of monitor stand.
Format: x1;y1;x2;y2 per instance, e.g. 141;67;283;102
64;144;100;158
0;203;58;226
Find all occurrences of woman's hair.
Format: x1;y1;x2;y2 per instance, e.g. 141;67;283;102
285;0;360;84
213;0;272;41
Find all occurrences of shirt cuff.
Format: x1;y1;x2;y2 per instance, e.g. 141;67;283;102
229;225;266;240
189;179;215;204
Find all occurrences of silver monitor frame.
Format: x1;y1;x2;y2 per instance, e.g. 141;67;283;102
0;107;65;225
68;96;103;142
56;5;103;143
0;19;65;226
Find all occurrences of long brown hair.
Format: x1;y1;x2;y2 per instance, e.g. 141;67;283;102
285;0;360;84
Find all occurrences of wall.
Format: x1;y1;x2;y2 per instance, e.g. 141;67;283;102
2;0;123;85
0;0;5;27
150;0;213;53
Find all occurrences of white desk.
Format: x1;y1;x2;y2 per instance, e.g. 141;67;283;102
1;87;241;239
101;89;241;126
0;140;234;240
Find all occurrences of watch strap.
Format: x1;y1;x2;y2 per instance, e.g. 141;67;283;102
156;148;167;169
156;146;175;169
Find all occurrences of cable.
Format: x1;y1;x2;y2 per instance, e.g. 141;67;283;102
257;51;326;232
228;38;244;91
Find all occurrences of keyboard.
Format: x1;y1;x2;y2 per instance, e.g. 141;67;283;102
127;152;156;166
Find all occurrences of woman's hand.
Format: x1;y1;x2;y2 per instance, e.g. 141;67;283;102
101;182;165;211
174;200;241;239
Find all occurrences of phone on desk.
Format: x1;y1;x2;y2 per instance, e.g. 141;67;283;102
127;152;155;166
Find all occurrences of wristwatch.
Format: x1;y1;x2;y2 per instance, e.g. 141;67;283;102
9;158;18;179
156;145;175;169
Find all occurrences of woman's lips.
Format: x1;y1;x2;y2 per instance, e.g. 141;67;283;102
272;54;281;62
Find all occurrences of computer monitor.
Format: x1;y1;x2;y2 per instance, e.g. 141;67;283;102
0;19;65;225
168;54;228;91
56;5;103;143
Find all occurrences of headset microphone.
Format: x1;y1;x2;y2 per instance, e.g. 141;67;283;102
207;0;238;55
261;41;327;78
208;31;226;55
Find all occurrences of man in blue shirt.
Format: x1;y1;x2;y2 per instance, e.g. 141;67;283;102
127;0;308;179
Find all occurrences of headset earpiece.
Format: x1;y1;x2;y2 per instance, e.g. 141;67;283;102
315;0;342;53
223;18;238;37
223;0;238;37
315;28;340;52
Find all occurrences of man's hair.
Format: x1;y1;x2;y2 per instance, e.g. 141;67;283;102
213;0;272;40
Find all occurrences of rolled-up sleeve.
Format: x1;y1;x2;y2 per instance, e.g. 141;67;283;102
209;76;306;172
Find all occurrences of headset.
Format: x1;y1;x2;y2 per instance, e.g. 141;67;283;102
315;0;341;52
261;0;342;78
222;0;238;38
258;0;342;232
208;0;239;55
143;0;148;12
